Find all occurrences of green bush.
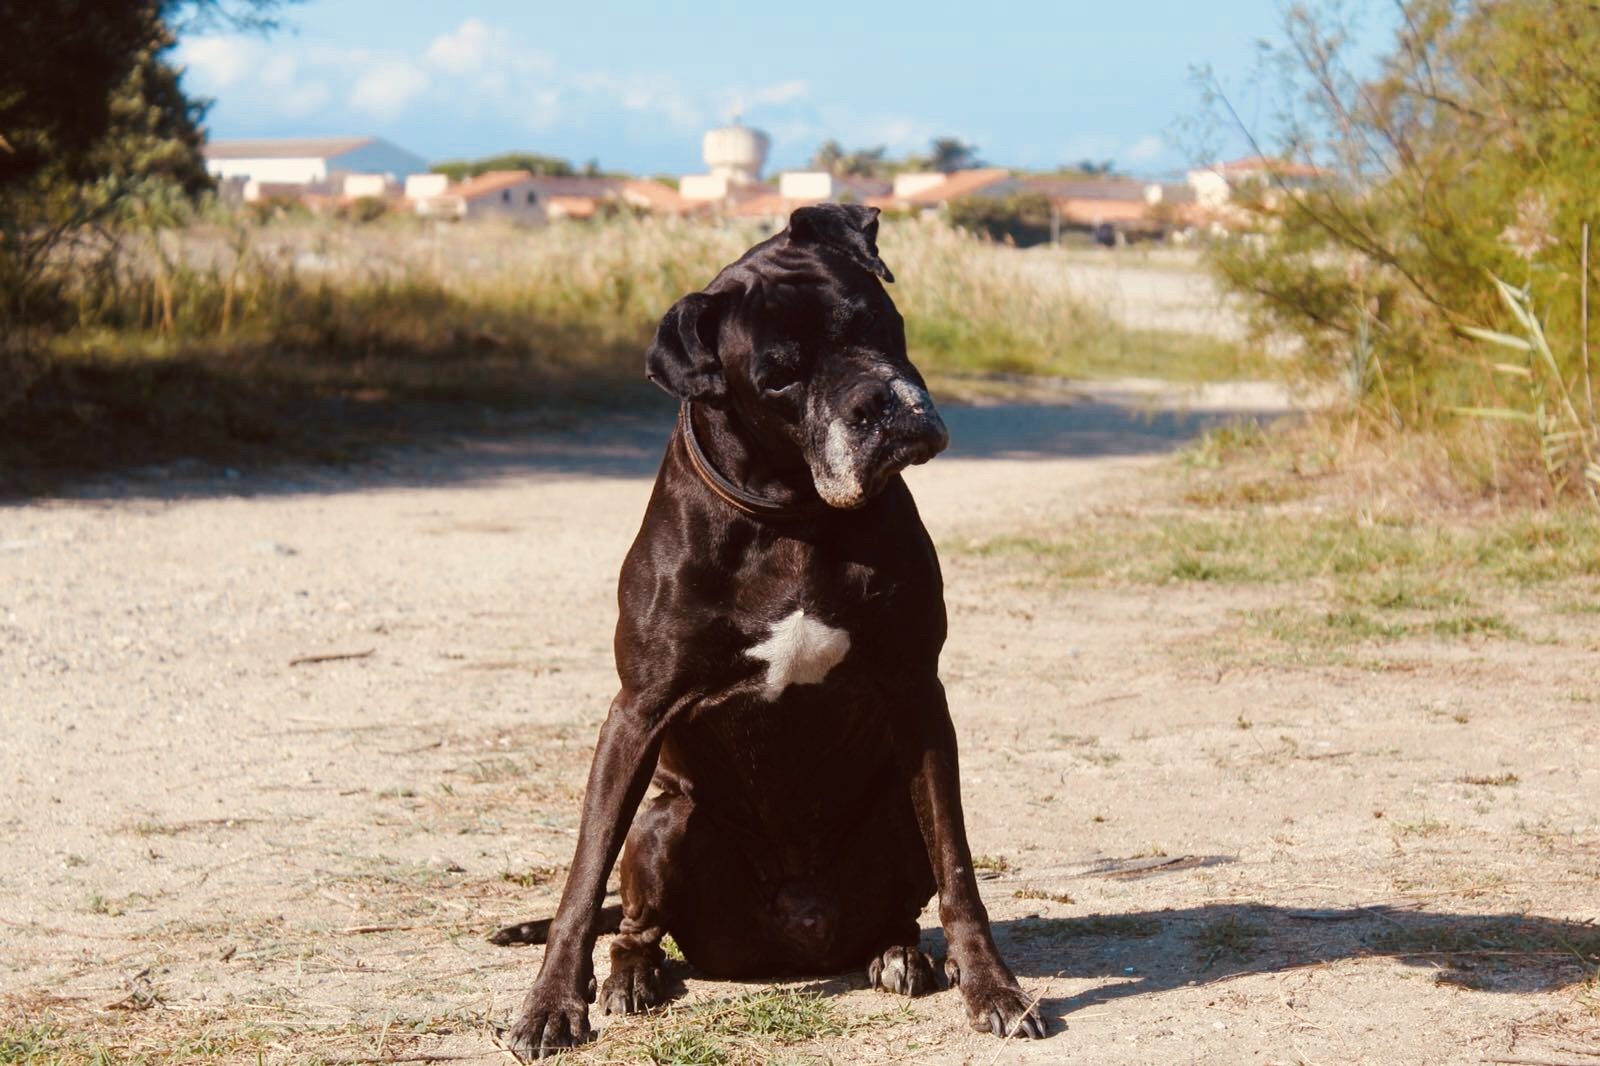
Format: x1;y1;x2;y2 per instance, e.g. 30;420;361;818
1195;0;1600;496
946;192;1055;247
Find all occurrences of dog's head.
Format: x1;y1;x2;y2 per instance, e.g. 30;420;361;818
645;203;949;509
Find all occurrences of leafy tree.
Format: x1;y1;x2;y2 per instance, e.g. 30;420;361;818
1072;159;1117;177
810;139;844;175
928;137;980;173
840;146;889;178
1194;0;1600;463
431;153;577;181
1;1;279;325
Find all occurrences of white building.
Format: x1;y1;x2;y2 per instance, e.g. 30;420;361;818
203;136;429;187
680;120;770;202
415;170;548;224
1186;156;1327;210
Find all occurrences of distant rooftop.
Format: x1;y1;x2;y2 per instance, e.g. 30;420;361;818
203;136;377;160
1210;156;1327;179
452;169;536;200
896;168;1012;206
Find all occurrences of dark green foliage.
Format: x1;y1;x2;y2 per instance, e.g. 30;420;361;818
430;152;578;181
928;136;981;173
0;1;267;333
946;192;1054;246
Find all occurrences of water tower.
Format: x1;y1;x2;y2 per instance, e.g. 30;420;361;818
702;116;770;186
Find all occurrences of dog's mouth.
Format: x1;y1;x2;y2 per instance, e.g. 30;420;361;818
807;382;949;509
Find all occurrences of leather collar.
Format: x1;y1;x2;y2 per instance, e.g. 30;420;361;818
678;404;829;522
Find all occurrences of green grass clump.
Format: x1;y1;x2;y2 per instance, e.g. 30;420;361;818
1192;914;1266;969
1373;919;1600;962
600;988;901;1065
972;509;1600;595
634;1028;729;1066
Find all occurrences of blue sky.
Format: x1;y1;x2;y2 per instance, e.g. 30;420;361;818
177;1;1395;178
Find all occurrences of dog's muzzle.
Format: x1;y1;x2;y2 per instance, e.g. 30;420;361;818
811;377;948;508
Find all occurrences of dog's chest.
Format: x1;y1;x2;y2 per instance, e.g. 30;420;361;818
744;609;851;701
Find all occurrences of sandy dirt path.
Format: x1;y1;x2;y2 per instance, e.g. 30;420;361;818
3;389;1597;1064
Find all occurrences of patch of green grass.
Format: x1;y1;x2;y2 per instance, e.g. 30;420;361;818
1191;914;1266;969
660;934;685;963
633;1029;728;1066
1426;613;1522;639
971;854;1012;873
0;1018;275;1066
609;989;900;1066
969;510;1600;591
1459;772;1519;787
717;990;848;1043
0;1025;68;1065
1009;914;1164;944
1179;419;1269;470
971;509;1594;659
1394;814;1449;837
1013;888;1076;905
1373;919;1600;962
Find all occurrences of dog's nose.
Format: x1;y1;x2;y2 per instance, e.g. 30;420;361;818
840;381;891;428
903;410;950;465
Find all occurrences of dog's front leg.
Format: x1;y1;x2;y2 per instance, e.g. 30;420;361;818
902;680;1047;1041
508;691;667;1060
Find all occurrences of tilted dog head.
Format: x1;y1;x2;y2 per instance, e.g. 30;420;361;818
645;203;949;509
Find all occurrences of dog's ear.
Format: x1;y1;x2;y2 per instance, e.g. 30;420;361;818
787;203;894;283
645;291;729;406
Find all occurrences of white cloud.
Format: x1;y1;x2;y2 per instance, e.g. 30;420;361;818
746;79;808;108
278;80;333;119
259;53;298;88
577;71;704;129
1125;135;1165;163
180;35;258;90
349;60;429;118
425;18;553;90
425;17;492;74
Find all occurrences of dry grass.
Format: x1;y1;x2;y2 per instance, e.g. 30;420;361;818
1;215;1262;492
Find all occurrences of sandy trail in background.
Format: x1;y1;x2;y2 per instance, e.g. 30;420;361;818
3;382;1596;1064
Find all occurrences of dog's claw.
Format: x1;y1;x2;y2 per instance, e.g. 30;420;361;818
944;956;962;988
506;987;592;1061
959;978;1048;1040
601;959;665;1015
867;945;939;997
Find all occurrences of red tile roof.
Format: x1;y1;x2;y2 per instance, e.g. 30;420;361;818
1213;156;1326;179
896;168;1012;206
453;170;534;200
619;179;691;214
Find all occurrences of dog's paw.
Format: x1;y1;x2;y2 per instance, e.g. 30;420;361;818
601;957;666;1015
956;974;1048;1040
506;986;592;1061
867;945;940;997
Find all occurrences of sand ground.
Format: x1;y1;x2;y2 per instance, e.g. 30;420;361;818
3;384;1597;1064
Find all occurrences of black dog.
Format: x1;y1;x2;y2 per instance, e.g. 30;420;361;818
493;203;1046;1058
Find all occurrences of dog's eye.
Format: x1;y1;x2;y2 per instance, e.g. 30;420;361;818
764;380;803;403
757;359;803;399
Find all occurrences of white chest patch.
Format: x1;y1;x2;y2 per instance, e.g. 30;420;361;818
745;609;851;701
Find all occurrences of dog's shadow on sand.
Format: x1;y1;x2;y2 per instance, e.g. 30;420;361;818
767;902;1597;1028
